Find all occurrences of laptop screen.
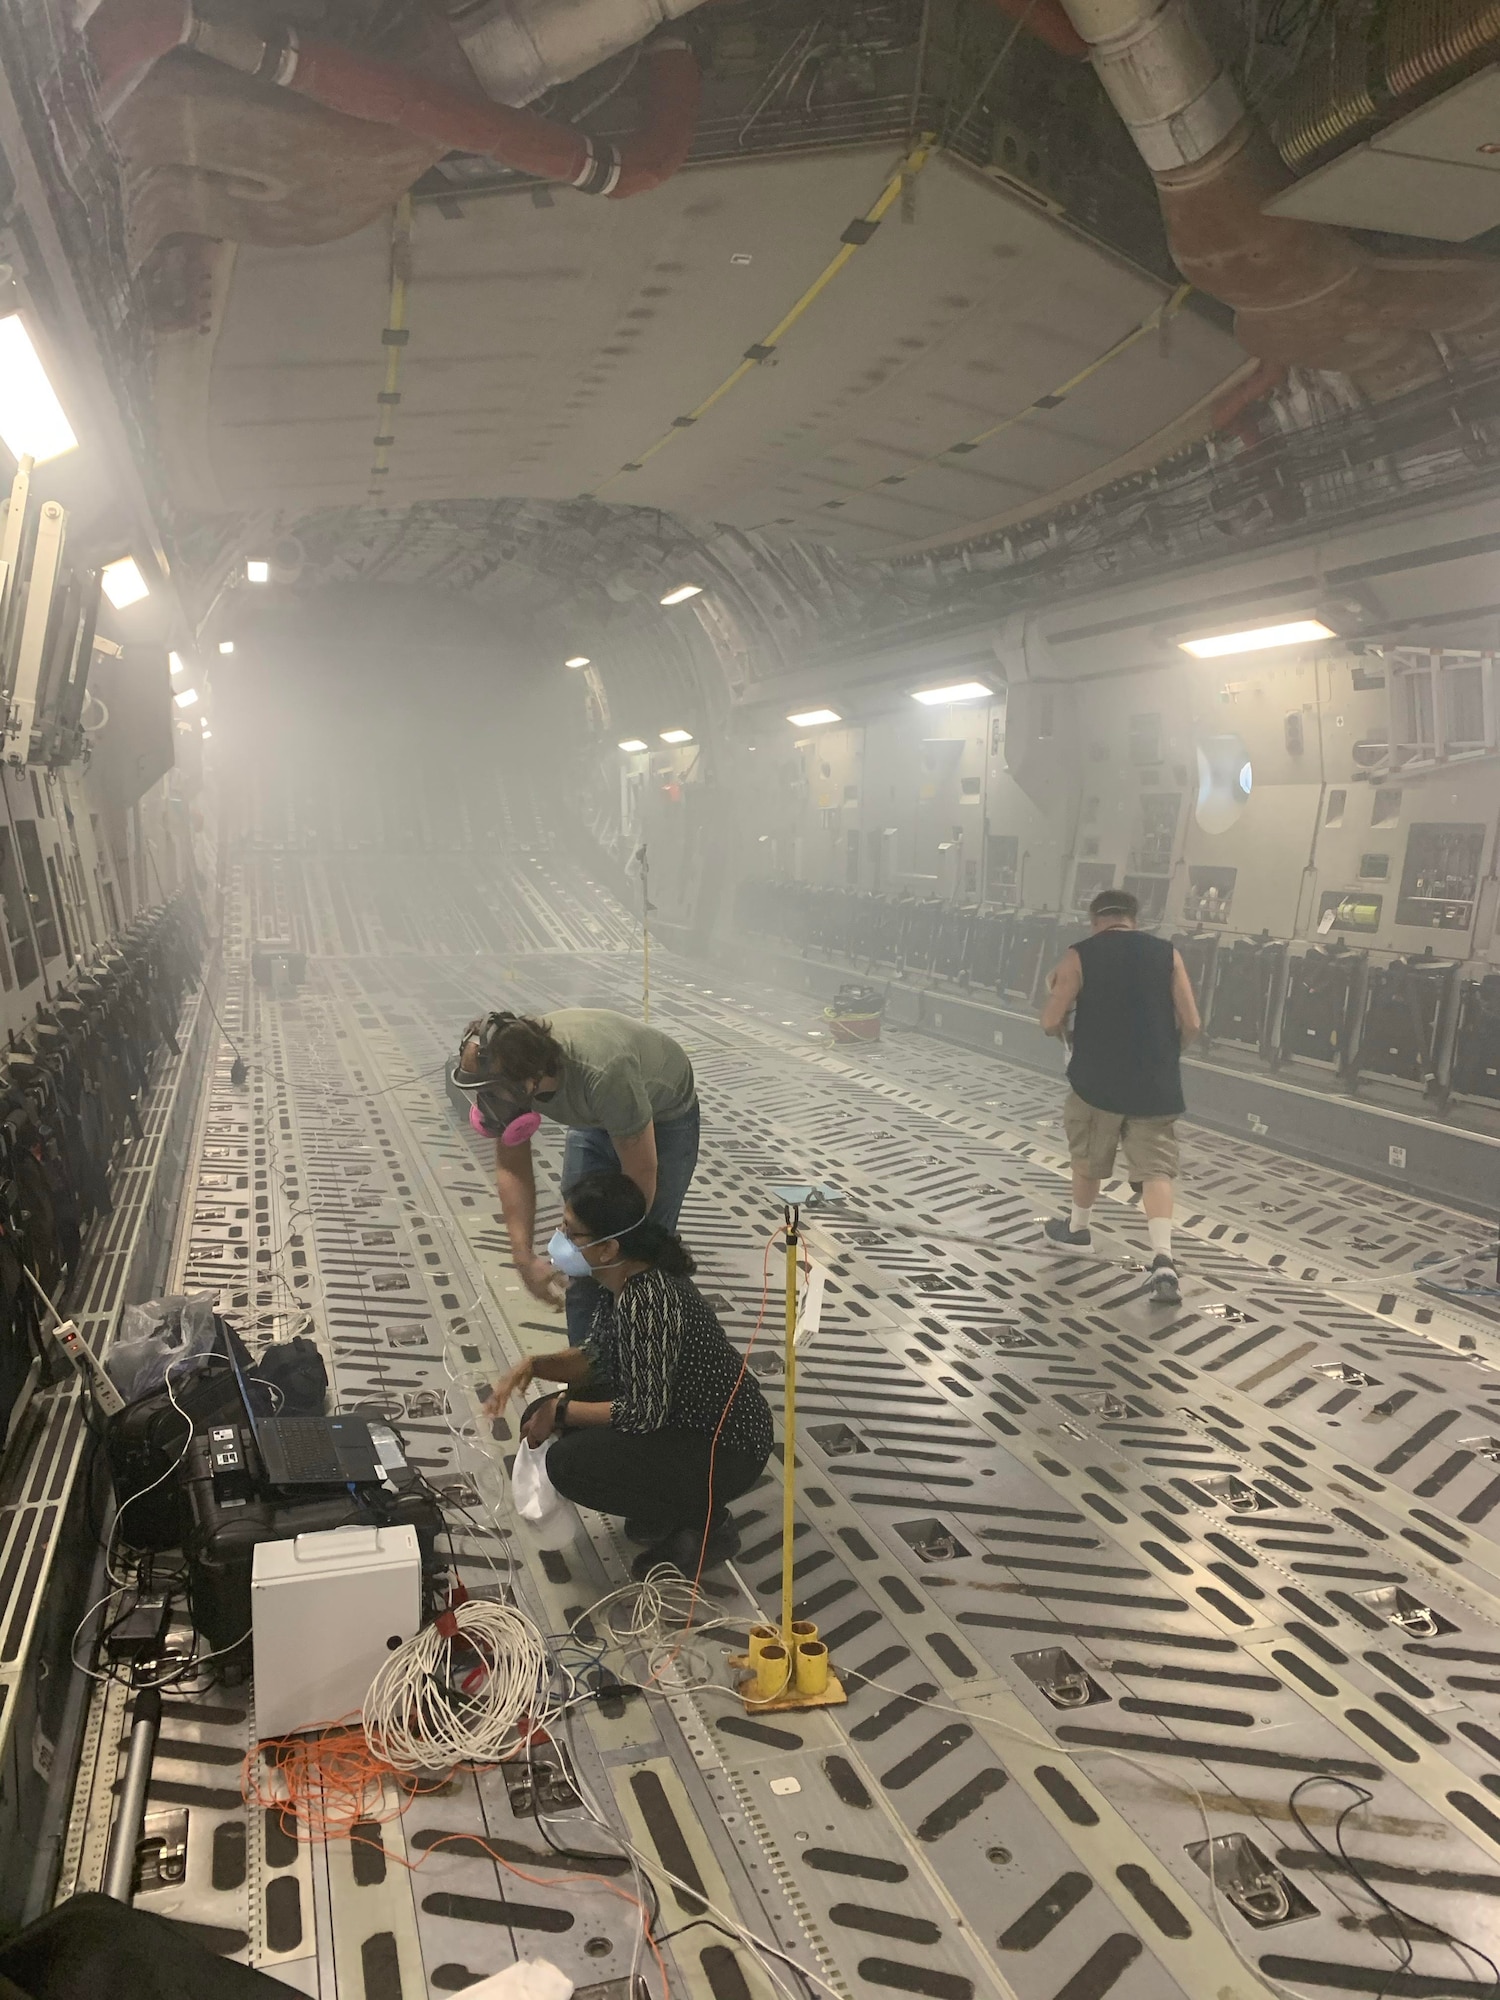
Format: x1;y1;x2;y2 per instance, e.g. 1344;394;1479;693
222;1325;264;1444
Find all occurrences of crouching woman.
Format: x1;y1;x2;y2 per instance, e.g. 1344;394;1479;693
484;1171;772;1579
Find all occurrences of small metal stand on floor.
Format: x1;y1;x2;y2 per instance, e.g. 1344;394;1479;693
733;1185;848;1714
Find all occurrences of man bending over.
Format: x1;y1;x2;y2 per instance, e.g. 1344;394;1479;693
453;1008;699;1340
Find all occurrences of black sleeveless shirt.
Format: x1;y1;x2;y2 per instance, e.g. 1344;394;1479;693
1067;929;1184;1118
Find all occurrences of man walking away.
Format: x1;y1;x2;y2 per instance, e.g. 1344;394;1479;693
1038;888;1201;1304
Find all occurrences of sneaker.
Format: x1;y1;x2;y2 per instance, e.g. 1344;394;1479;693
630;1515;741;1583
1043;1217;1092;1248
1147;1254;1181;1305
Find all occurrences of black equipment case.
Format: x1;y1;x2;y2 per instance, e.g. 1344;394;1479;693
180;1435;446;1670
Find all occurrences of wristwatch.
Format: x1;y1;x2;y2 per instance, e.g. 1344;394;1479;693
553;1391;570;1429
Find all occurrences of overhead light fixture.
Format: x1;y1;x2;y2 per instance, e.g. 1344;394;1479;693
566;655;590;669
1179;618;1333;660
100;556;149;610
246;559;270;584
168;651;184;676
660;584;703;606
218;640;235;655
911;681;995;706
618;738;649;753
788;708;841;727
201;728;212;740
659;728;693;744
173;687;199;708
0;315;78;464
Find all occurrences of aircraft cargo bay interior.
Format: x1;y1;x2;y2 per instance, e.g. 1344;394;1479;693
0;4;1498;2000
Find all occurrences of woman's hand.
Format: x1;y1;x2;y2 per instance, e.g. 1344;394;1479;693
518;1255;566;1307
481;1359;533;1417
521;1395;560;1448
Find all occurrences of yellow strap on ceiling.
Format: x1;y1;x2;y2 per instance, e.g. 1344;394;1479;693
589;135;937;497
367;194;414;504
759;281;1196;529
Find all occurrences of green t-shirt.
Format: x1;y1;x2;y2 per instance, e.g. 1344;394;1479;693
541;1009;696;1138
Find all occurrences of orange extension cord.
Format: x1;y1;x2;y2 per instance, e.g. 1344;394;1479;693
242;1725;669;1994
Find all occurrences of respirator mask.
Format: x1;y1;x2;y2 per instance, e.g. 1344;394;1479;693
547;1214;647;1280
452;1010;549;1147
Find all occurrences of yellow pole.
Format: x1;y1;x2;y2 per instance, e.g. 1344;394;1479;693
780;1205;799;1645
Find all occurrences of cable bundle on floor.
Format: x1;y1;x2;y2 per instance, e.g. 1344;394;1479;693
363;1598;550;1770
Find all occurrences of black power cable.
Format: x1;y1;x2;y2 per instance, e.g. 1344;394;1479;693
1288;1775;1500;2000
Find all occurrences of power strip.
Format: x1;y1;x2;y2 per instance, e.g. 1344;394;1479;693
53;1319;125;1415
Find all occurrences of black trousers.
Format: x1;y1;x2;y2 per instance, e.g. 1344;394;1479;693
546;1424;767;1539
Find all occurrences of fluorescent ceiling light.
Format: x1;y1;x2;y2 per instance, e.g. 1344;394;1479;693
246;559;270;583
201;728;212;739
565;655;590;668
618;739;648;753
1179;618;1333;659
218;640;235;655
788;708;841;727
173;687;199;708
660;584;703;606
659;728;693;744
911;681;994;706
168;651;184;676
100;556;149;610
0;315;78;463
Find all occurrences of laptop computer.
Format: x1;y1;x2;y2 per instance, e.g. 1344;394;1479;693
225;1328;383;1491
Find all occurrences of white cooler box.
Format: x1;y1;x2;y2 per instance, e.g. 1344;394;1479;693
251;1524;420;1740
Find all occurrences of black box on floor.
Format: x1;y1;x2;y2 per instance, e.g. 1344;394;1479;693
181;1437;446;1669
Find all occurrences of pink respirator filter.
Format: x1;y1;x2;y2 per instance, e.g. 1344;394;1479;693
501;1110;543;1146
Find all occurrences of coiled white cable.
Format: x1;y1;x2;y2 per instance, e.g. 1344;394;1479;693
363;1598;551;1771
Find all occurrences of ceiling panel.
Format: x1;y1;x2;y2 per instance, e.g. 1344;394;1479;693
206;147;1244;551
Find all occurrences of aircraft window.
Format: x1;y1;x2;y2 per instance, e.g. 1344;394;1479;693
1372;786;1402;827
1194;734;1252;833
1325;788;1347;827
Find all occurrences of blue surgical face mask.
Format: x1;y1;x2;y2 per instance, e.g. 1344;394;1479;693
547;1228;595;1279
547;1214;648;1280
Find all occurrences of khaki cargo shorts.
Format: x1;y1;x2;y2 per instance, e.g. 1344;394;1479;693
1063;1091;1179;1182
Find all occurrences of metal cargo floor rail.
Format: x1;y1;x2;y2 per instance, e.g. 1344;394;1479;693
57;841;1500;2000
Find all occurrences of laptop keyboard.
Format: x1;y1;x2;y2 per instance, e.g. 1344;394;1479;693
273;1418;344;1482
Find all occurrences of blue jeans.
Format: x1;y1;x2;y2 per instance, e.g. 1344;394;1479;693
561;1103;701;1341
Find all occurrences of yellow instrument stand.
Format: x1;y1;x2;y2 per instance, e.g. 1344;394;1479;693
736;1198;847;1713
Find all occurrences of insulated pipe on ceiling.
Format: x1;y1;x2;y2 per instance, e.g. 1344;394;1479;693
1052;0;1500;387
85;0;699;198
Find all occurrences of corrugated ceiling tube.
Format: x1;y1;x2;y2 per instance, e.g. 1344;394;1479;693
1053;0;1500;386
85;0;699;197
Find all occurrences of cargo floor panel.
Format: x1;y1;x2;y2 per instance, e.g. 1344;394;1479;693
57;844;1500;2000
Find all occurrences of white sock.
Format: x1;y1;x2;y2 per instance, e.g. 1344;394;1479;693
1070;1203;1092;1234
1148;1216;1174;1259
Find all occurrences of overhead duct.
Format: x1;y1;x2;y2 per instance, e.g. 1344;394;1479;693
1054;0;1500;388
86;0;701;199
440;0;708;106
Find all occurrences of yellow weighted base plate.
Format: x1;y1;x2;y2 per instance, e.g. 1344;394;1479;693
728;1655;849;1713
